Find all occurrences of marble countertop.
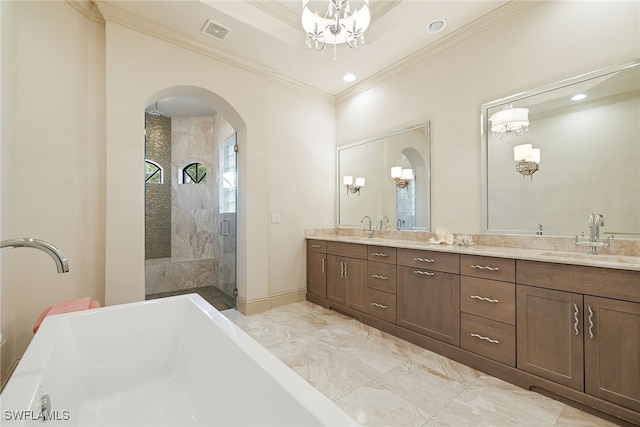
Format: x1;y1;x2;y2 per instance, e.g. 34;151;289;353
308;235;640;272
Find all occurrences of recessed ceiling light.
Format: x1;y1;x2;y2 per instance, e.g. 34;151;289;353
343;73;357;82
571;94;587;101
427;19;447;34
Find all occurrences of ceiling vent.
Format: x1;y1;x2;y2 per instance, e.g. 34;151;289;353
201;19;231;41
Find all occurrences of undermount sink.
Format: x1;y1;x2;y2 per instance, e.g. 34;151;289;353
539;251;640;266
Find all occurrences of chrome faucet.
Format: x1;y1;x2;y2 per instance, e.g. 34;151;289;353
0;238;69;273
588;213;605;242
361;215;374;238
379;216;389;230
581;213;607;255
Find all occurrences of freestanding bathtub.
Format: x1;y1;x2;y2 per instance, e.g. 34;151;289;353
0;294;358;426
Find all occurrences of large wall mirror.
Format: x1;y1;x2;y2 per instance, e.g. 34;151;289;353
338;123;431;231
481;59;640;238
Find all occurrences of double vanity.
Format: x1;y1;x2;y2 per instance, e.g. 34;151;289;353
306;233;640;425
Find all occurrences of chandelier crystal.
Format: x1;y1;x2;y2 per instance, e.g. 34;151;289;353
301;0;370;59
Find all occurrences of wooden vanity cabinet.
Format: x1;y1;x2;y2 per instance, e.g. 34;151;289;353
307;240;640;424
460;255;516;367
306;240;327;299
516;284;584;390
584;296;640;412
325;242;368;311
517;260;640;414
366;246;398;323
397;249;460;346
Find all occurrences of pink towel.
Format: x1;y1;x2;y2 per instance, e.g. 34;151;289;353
33;297;101;333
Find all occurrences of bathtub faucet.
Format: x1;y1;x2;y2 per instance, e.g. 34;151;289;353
0;238;69;273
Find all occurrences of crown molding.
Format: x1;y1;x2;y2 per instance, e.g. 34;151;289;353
335;0;540;103
93;0;537;106
66;0;105;24
96;1;334;103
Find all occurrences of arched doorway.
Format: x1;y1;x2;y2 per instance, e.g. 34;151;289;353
143;86;243;310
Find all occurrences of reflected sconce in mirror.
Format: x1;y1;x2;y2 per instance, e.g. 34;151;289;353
344;176;365;195
514;144;540;179
391;167;413;188
490;105;529;139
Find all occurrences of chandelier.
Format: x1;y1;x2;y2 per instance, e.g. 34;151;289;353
302;0;371;60
489;104;529;139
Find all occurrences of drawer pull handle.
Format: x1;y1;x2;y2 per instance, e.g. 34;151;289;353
470;295;499;303
372;252;388;257
470;333;499;344
414;257;435;263
588;305;594;339
311;244;322;248
470;265;500;271
371;274;388;280
371;302;388;309
413;270;435;276
322;258;325;274
573;303;579;336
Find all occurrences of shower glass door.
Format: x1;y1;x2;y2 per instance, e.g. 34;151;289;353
219;133;237;308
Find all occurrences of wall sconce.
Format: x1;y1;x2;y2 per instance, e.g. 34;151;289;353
391;167;413;188
514;144;540;179
344;176;365;195
490;104;529;139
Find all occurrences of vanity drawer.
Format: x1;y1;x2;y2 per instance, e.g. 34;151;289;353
516;260;640;302
368;261;397;294
461;276;515;325
397;248;459;274
307;239;327;253
366;289;397;324
461;313;515;367
460;255;515;282
326;241;367;259
368;245;397;264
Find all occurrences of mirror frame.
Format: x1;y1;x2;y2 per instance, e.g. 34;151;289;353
481;59;640;236
337;123;431;231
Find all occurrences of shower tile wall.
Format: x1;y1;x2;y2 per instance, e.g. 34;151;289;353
145;113;172;259
145;113;234;296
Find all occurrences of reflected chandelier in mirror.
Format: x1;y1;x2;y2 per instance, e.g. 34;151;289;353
481;59;640;238
338;123;431;231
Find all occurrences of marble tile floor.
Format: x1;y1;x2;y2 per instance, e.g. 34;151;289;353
146;285;234;311
222;301;618;427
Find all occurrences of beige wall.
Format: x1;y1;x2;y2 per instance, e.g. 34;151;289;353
336;1;640;234
102;22;336;312
1;1;106;378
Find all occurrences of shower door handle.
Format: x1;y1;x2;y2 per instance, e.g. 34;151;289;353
220;219;231;236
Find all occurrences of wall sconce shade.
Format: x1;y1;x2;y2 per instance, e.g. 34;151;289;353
513;144;540;179
344;175;365;194
490;105;529;139
391;167;413;188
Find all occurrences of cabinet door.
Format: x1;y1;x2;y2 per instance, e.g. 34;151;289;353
306;251;326;298
397;266;460;346
584;296;640;412
326;255;346;305
516;285;584;390
345;258;368;313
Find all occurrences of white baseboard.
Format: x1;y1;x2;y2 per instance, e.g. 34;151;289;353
236;288;306;315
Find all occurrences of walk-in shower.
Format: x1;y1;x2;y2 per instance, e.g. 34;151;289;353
143;97;237;310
